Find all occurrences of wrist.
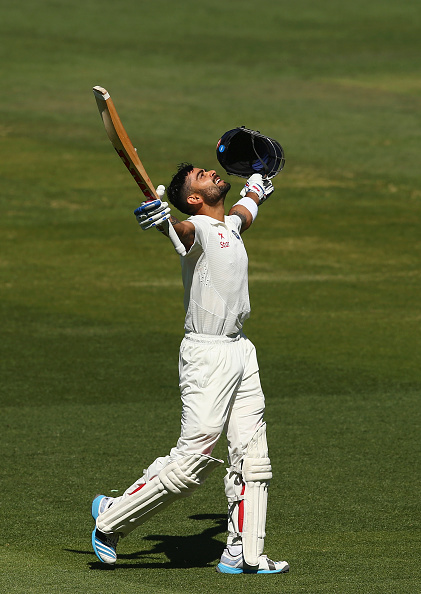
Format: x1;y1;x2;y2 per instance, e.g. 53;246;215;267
233;197;259;221
245;191;259;203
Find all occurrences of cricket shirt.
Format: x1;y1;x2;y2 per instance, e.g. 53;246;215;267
181;214;250;336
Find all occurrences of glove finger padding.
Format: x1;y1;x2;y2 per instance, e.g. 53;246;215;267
258;178;275;205
240;174;275;206
134;199;171;231
241;174;265;200
138;208;171;230
134;199;167;216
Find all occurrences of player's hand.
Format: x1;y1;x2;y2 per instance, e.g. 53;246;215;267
134;191;171;231
260;178;275;204
240;174;274;205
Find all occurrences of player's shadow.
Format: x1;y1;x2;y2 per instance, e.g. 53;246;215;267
85;513;226;570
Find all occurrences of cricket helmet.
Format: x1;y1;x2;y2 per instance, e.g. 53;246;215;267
216;126;285;179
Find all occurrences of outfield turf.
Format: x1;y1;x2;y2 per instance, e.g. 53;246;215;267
1;0;420;592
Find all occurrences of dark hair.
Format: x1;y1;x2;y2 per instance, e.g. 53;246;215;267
166;163;195;215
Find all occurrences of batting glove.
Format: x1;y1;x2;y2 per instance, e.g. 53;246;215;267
260;178;275;204
240;174;274;205
134;187;171;231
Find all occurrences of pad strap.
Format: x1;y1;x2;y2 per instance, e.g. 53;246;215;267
224;468;245;546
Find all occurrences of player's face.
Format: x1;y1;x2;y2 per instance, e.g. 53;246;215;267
188;168;231;205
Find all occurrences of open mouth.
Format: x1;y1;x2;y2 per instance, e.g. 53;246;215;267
213;175;222;185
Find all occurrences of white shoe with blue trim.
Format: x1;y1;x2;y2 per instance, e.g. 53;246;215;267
216;548;289;574
91;494;119;564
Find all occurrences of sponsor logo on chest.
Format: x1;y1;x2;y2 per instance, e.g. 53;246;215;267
218;231;230;249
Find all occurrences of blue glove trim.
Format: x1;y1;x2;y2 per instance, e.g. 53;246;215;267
134;200;161;216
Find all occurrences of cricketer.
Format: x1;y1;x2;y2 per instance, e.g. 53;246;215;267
91;155;289;575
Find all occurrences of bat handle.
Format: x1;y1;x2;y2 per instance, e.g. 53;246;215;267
161;220;187;256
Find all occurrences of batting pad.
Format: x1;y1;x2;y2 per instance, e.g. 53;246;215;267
96;453;222;537
242;422;272;567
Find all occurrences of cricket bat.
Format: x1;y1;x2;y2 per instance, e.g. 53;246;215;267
92;86;186;256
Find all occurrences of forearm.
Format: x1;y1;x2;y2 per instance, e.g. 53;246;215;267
228;193;259;233
169;216;195;252
229;174;276;233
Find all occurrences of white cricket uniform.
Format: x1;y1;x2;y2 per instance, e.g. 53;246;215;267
181;214;250;336
133;214;266;485
97;213;271;555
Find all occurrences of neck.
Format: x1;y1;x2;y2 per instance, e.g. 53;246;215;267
197;201;225;221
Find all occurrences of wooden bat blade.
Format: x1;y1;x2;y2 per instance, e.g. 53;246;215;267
93;85;157;200
92;86;187;257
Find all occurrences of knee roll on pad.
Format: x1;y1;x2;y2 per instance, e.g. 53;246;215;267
97;453;222;537
242;457;272;482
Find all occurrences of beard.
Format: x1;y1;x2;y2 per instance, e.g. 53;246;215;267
201;180;231;206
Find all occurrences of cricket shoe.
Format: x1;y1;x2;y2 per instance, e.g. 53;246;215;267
216;549;289;574
91;494;119;564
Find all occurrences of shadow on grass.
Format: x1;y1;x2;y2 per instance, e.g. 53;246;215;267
67;513;227;570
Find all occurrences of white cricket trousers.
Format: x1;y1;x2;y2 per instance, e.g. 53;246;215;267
121;331;265;493
175;331;265;470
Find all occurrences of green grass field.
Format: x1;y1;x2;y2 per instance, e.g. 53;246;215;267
1;1;420;592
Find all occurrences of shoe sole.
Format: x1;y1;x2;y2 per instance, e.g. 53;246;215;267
216;562;290;574
216;563;243;574
91;495;117;564
91;528;117;564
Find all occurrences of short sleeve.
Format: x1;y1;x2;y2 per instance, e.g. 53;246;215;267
185;216;208;258
226;214;243;233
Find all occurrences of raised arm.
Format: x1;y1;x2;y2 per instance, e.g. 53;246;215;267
168;215;196;252
228;174;274;234
228;194;259;233
134;197;196;254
